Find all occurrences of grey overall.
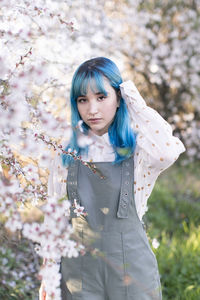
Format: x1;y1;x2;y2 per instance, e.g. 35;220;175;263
60;156;162;300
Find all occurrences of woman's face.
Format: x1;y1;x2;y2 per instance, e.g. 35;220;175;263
77;77;119;136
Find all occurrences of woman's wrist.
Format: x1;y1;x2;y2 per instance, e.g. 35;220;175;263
120;80;146;108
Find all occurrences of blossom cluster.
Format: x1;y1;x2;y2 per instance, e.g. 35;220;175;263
119;1;200;160
0;1;86;298
22;195;85;299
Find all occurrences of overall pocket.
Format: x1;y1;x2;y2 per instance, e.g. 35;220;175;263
60;229;83;297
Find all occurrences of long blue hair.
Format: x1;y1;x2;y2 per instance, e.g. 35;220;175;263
61;57;137;166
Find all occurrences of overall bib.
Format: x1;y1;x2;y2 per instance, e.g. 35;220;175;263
60;156;162;300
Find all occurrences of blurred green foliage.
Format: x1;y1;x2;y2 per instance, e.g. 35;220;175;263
146;160;200;300
0;228;39;300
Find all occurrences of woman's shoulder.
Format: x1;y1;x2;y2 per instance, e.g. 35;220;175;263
49;151;68;176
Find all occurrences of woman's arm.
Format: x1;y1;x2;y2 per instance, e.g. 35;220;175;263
120;80;186;172
47;152;68;198
39;153;68;299
120;80;186;220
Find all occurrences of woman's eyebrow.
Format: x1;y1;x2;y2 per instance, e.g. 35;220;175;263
77;95;86;98
94;91;109;95
77;92;107;98
94;92;106;95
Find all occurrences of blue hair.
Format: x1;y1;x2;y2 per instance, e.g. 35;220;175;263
61;57;137;166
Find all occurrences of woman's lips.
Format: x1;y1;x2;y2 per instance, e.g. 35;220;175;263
88;118;102;123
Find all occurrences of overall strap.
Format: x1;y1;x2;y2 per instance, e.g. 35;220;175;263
117;156;134;219
67;159;80;218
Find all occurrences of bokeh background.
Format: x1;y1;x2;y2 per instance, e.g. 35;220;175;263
0;0;200;299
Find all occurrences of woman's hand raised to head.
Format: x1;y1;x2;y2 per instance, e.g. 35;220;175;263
39;259;47;300
39;281;46;300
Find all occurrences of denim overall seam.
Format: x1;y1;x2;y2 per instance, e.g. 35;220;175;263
79;228;84;299
121;231;129;298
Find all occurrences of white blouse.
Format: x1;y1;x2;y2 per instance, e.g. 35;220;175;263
47;80;186;221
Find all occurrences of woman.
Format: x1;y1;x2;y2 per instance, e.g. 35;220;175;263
40;57;185;299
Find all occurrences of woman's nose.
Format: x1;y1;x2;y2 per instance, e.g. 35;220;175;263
88;101;98;115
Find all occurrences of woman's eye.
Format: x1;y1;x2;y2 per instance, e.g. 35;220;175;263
98;95;106;101
77;98;86;103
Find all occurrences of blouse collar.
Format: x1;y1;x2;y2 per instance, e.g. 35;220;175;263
89;130;111;147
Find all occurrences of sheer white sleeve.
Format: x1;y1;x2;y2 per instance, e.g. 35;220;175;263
47;152;68;199
120;80;186;220
120;80;186;171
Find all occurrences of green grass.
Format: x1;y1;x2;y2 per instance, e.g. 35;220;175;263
146;160;200;300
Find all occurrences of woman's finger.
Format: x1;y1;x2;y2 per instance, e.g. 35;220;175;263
39;283;46;300
42;289;46;300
